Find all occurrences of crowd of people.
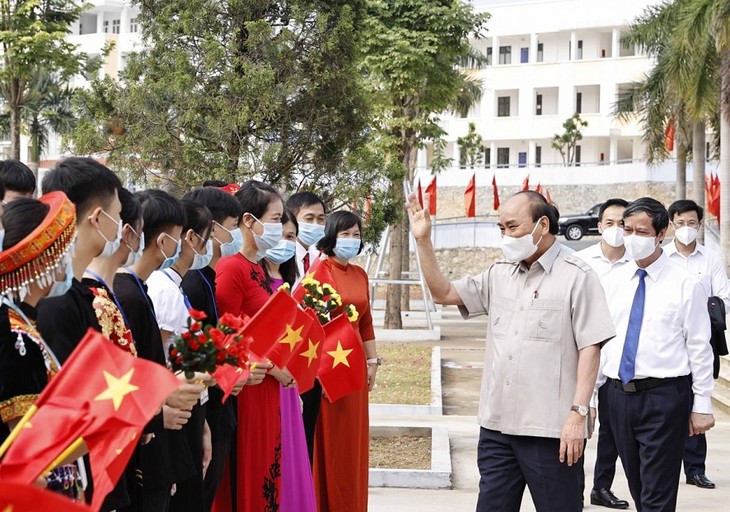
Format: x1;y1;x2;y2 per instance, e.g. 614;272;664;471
0;157;379;512
407;189;725;512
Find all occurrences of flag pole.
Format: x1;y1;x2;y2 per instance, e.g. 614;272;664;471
0;405;38;459
40;436;86;476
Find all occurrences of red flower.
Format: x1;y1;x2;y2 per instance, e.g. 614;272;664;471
197;333;207;343
190;321;202;332
188;308;207;320
182;331;192;341
170;348;179;358
188;340;200;351
219;313;246;331
209;328;225;345
216;352;226;362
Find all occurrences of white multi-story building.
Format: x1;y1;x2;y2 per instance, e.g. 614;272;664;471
420;0;664;171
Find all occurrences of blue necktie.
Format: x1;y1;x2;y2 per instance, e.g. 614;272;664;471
619;268;648;384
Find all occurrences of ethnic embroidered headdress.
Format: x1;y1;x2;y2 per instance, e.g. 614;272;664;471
0;191;77;299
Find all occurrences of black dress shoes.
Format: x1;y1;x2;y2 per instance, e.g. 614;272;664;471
687;474;716;489
590;488;630;509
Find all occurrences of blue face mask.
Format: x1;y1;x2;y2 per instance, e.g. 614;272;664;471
265;240;296;265
47;257;74;298
215;223;243;257
190;239;214;270
158;234;181;270
333;237;361;261
251;216;283;254
298;222;325;248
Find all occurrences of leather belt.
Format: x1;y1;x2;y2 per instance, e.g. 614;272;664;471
608;376;687;393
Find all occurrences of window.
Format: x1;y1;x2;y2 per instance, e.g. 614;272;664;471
575;145;582;166
577;40;583;60
130;18;139;33
497;148;510;168
486;47;493;66
535;146;542;168
536;94;543;116
497;96;510;117
103;20;109;33
499;46;511;65
576;92;582;114
79;23;83;35
537;43;544;63
112;19;120;34
484;147;491;167
520;47;529;64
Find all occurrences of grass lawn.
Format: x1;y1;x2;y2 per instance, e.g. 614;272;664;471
369;343;432;405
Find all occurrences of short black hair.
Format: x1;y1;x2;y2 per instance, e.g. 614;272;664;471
513;190;560;235
182;187;242;224
317;211;364;256
180;199;212;240
202;179;228;187
623;197;669;234
0;160;36;195
119;187;142;229
285;191;327;217
2;198;50;250
235;180;281;221
41;157;122;217
668;199;704;223
0;179;5;201
598;198;629;222
135;189;185;244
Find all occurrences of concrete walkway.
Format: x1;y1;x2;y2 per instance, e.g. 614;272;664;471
369;306;730;511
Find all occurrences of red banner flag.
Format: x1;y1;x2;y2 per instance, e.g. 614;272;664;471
546;189;553;205
706;173;721;221
0;329;180;502
665;116;676;152
265;306;315;369
243;289;300;359
535;182;543;195
0;481;92;512
492;174;500;211
417;180;424;207
522;174;530;191
285;309;326;393
425;177;437;216
464;174;476;218
318;314;366;402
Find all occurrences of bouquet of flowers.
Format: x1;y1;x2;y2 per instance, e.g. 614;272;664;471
169;308;251;379
283;277;358;324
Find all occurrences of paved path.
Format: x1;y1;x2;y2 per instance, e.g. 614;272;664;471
369;306;730;511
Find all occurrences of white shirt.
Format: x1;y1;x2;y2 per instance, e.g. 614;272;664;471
665;239;730;311
598;252;714;413
575;242;632;281
294;241;321;285
146;269;189;336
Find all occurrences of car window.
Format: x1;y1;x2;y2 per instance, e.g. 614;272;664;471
587;204;602;216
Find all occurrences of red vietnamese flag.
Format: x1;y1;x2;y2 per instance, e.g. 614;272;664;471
464;174;476;218
85;426;139;511
243;289;300;359
213;364;251;403
417;180;424;207
285;309;326;393
318;314;367;402
292;257;336;305
0;329;180;494
424;176;437;216
522;174;530;191
0;481;92;511
546;189;553;205
265;306;315;369
492;174;500;210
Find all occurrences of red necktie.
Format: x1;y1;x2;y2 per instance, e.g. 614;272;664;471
303;253;310;273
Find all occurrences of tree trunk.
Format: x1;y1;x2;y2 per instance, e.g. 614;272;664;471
676;138;687;201
400;215;410;312
384;216;404;329
720;53;730;273
9;79;22;161
692;119;706;243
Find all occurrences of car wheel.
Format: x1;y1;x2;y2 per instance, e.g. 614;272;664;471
565;224;584;241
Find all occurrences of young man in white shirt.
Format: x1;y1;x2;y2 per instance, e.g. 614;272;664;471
665;199;730;490
576;199;631;509
285;191;327;283
598;197;715;512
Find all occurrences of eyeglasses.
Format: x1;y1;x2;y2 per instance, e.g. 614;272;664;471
672;221;700;229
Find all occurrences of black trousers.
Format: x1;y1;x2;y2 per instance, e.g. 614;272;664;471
301;379;322;466
682;432;707;478
606;377;692;512
593;383;620;491
476;428;582;512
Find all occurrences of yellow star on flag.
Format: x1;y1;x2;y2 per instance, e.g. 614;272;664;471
94;369;140;411
327;341;352;368
278;324;304;351
3;505;13;512
299;339;320;367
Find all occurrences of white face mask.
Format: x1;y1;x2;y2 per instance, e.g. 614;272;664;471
97;210;123;258
624;234;658;261
674;226;698;246
500;218;544;263
601;226;624;248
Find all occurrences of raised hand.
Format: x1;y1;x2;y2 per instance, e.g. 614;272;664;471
405;192;432;243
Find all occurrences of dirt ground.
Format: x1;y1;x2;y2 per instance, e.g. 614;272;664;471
370;435;432;470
